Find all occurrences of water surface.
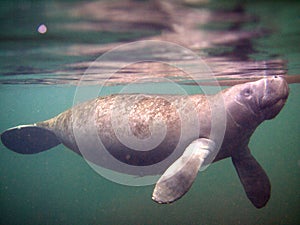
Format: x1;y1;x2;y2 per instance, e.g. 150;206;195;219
0;1;299;224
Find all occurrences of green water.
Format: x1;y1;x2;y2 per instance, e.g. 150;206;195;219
0;84;299;225
1;0;300;224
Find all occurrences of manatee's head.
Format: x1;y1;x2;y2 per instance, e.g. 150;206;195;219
223;76;289;128
255;76;289;120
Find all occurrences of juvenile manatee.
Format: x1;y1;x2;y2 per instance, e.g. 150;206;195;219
1;76;289;208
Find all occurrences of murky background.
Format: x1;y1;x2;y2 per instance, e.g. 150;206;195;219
0;0;299;224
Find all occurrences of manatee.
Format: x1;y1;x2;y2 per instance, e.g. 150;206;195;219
1;76;289;208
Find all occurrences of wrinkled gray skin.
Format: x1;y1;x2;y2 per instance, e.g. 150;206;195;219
213;76;289;161
38;76;288;167
152;76;289;207
1;76;289;208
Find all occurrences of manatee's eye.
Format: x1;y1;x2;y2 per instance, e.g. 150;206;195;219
242;88;252;97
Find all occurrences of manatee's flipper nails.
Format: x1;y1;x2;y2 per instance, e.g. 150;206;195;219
1;125;61;154
232;148;271;208
152;138;216;204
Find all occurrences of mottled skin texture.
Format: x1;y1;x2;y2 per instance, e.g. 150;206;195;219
39;94;207;174
38;77;288;175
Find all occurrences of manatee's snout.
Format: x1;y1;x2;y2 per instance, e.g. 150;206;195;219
259;76;289;119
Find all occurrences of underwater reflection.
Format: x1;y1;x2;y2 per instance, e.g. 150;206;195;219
1;0;299;86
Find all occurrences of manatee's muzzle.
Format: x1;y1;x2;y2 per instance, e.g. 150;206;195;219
259;76;289;120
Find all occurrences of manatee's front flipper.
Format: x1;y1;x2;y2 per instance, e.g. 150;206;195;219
152;138;216;204
1;125;61;154
232;147;271;208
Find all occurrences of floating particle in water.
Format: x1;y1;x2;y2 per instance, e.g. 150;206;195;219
37;24;47;34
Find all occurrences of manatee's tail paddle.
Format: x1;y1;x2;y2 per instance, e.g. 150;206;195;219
1;125;61;154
